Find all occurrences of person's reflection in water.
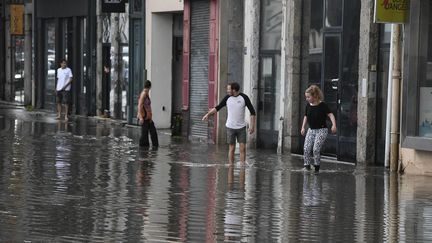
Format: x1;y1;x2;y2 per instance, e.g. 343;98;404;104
56;120;69;133
227;165;246;191
302;173;322;207
225;165;246;241
136;148;155;188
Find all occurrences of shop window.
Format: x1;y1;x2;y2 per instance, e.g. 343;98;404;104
418;3;432;138
403;0;432;150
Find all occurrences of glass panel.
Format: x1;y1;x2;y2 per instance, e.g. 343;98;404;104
121;45;129;120
258;54;280;149
83;18;87;81
63;19;68;60
381;24;392;44
274;54;281;130
325;0;342;27
310;0;323;53
45;21;56;110
322;35;340;155
419;2;432;137
260;0;282;51
133;0;142;12
13;36;25;103
132;21;141;120
103;15;111;43
120;3;129;44
259;57;273;130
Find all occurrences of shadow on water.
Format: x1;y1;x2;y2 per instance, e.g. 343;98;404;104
0;110;432;242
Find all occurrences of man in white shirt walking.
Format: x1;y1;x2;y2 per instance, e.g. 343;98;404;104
56;59;73;121
202;82;256;164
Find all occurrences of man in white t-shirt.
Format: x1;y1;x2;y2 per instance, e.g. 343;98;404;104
56;59;73;121
202;82;256;164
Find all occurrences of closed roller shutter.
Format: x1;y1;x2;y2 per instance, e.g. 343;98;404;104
189;0;210;140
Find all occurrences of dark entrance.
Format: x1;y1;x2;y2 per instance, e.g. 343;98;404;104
303;0;360;162
257;53;280;149
258;0;282;149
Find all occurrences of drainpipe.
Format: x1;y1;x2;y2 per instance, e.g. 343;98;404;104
384;24;394;168
390;24;402;172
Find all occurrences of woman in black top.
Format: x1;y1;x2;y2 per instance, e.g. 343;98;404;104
300;85;337;172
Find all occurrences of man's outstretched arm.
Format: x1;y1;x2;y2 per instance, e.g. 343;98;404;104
202;95;230;121
202;108;217;121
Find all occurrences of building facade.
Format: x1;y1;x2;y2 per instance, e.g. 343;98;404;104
4;0;432;171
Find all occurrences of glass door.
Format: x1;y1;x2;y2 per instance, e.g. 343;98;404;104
321;34;341;156
13;36;25;103
257;54;280;149
44;20;56;110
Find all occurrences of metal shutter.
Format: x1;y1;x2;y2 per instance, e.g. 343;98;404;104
189;0;210;140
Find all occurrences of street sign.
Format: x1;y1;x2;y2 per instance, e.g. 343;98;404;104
10;4;24;35
102;0;126;13
374;0;409;23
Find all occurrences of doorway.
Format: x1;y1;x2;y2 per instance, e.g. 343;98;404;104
303;0;360;162
257;54;280;149
42;17;86;114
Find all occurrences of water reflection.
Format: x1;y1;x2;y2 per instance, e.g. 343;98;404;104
0;113;432;242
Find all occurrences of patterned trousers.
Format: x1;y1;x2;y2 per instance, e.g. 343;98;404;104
303;128;328;166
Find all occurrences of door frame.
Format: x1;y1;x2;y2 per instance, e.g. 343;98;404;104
321;32;342;158
257;51;280;149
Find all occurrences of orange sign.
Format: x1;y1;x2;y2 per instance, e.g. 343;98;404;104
10;4;24;35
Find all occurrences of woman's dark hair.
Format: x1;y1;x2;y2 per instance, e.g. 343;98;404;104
229;82;240;92
144;80;152;89
59;58;67;64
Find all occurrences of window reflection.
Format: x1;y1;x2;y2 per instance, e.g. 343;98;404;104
14;36;25;103
310;0;323;52
419;2;432;137
45;21;56;110
121;45;129;120
260;0;282;51
325;0;342;27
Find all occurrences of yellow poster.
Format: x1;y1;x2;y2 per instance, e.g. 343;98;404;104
374;0;409;23
10;4;24;35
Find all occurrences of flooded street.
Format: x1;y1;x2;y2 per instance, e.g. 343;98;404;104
1;107;432;242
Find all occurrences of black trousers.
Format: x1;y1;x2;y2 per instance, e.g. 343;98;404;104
140;120;159;147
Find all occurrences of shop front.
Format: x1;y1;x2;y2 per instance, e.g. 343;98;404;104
34;0;95;115
401;0;432;173
257;0;282;149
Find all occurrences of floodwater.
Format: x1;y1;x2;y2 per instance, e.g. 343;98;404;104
1;108;432;242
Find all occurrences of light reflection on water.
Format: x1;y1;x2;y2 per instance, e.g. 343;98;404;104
0;112;432;242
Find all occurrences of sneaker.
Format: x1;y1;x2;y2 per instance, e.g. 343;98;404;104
314;165;320;172
303;165;311;171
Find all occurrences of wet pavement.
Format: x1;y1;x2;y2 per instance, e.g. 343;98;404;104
1;107;432;242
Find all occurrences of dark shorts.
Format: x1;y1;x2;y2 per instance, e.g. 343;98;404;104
227;127;247;144
56;90;70;105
